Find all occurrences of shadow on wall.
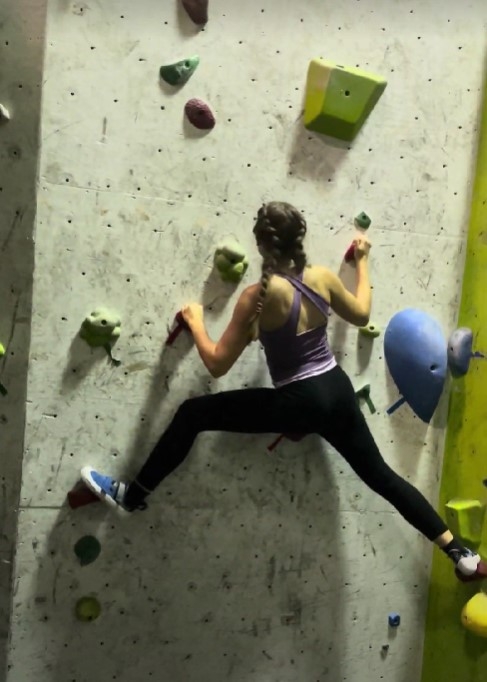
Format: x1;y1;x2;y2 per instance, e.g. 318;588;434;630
0;0;48;677
288;87;350;184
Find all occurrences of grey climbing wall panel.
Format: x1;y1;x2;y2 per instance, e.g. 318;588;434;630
6;0;487;681
0;0;47;679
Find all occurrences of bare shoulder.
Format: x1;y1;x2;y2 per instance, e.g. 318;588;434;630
303;264;336;295
236;283;260;314
306;264;334;280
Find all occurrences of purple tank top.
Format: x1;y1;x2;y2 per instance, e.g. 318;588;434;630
259;272;337;387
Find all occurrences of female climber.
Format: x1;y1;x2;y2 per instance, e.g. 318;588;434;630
81;201;485;581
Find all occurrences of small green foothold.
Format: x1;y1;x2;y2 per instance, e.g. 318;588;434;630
355;383;376;414
214;243;249;283
355;211;371;229
75;596;101;622
74;535;101;567
359;322;381;338
0;343;5;357
160;55;200;86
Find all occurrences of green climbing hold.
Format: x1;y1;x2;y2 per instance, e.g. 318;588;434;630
74;535;101;567
304;58;387;141
0;343;5;357
359;322;381;338
355;211;371;230
80;308;121;365
160;55;200;86
214;243;249;283
445;499;486;546
75;596;101;622
80;309;121;348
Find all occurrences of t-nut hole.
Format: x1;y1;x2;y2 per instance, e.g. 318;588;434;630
101;319;107;326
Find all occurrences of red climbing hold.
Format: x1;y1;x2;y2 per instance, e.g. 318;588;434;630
185;98;215;130
67;482;101;509
181;0;208;24
344;243;356;263
267;432;305;452
166;311;190;346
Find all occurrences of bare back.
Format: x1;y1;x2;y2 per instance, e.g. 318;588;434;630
258;265;333;334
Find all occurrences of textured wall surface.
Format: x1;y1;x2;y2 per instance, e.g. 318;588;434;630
6;1;487;681
0;1;47;679
422;75;487;682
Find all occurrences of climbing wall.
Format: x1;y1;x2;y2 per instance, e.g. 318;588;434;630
421;74;487;681
0;1;47;679
6;1;487;681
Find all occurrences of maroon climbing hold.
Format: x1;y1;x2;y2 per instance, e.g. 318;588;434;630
67;482;100;509
166;311;190;346
344;243;356;263
181;0;208;24
267;433;305;452
185;98;215;130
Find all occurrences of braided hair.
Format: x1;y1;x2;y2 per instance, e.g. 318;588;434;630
252;201;308;320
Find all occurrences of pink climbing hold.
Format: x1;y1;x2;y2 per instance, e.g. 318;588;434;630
185;98;215;130
181;0;208;24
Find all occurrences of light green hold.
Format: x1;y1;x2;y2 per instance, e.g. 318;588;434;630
214;243;249;283
359;322;381;338
355;211;371;230
75;596;101;622
80;308;121;366
0;343;5;357
304;58;387;142
160;55;200;86
445;499;486;546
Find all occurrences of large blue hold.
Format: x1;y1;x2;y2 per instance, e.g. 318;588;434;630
384;309;447;423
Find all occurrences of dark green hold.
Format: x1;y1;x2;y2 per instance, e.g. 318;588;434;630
160;56;200;86
0;383;7;396
355;211;371;229
74;535;101;567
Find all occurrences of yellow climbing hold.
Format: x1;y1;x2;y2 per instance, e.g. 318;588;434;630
0;343;5;357
304;58;387;141
445;498;486;546
75;596;101;622
461;591;487;638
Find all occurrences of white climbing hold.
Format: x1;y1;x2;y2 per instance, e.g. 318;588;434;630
0;104;11;122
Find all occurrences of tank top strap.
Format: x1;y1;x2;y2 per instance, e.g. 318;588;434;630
277;272;330;318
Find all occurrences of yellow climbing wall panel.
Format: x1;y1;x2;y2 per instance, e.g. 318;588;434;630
421;72;487;681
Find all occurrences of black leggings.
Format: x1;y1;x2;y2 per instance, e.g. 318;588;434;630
135;365;448;541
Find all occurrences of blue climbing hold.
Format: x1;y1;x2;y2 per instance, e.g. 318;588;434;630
384;309;447;423
388;612;401;627
447;327;473;378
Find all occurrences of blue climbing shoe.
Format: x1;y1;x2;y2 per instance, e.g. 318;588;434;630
80;467;146;512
